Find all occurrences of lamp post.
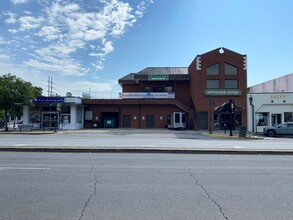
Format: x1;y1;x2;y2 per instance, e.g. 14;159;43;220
209;97;215;134
229;99;234;136
249;96;254;132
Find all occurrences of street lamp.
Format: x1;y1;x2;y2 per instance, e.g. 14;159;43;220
249;96;254;132
229;99;235;136
209;97;215;134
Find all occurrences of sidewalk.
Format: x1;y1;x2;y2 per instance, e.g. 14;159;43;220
1;128;292;155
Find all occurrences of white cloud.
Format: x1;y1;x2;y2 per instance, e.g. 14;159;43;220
23;58;88;76
0;36;7;44
135;0;154;17
37;26;60;41
73;80;114;92
10;0;29;4
0;53;10;61
19;16;44;31
1;0;154;81
4;11;17;24
8;29;18;34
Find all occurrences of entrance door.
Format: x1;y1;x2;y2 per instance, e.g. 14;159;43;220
271;114;281;126
123;115;131;128
196;112;207;130
146;115;154;128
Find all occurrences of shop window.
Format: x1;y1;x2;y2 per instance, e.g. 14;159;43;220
224;63;238;75
61;106;71;114
285;112;293;122
225;80;238;89
164;86;172;92
76;107;82;123
256;112;269;126
144;87;151;92
153;87;163;92
206;63;219;75
61;115;70;124
207;80;220;89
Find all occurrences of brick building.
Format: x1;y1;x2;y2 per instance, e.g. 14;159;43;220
83;47;247;130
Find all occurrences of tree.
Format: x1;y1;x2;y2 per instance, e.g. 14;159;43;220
0;74;42;131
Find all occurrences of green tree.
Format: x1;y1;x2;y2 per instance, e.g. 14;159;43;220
0;73;42;131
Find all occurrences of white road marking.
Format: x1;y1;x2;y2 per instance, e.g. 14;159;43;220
234;146;243;148
13;144;29;146
0;167;51;171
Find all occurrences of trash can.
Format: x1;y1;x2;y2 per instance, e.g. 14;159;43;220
239;126;247;138
104;118;115;128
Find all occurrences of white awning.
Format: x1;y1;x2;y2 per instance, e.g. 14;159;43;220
256;104;293;113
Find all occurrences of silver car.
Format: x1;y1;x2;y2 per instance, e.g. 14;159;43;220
263;122;293;137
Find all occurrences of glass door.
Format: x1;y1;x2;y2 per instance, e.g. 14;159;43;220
271;114;281;126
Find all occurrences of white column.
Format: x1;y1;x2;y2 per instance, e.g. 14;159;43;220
23;105;30;124
71;106;77;129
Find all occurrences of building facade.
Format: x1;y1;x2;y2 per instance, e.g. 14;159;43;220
247;73;293;133
83;47;248;130
23;96;84;130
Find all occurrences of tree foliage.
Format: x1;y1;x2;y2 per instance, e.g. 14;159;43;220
0;73;42;130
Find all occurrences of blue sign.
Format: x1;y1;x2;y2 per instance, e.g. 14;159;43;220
33;97;65;103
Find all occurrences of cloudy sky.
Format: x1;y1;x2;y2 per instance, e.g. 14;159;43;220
1;0;293;97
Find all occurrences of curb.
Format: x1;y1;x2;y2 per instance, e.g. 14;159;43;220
0;147;292;155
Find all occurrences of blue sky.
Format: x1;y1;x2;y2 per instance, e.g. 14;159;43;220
1;0;293;97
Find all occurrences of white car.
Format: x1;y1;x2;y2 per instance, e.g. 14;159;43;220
263;122;293;137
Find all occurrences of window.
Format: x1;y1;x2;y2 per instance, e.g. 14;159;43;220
76;107;82;123
225;80;238;89
153;87;163;92
207;80;220;89
285;112;293;122
256;112;269;126
85;111;93;121
224;63;238;75
61;106;70;114
206;63;219;75
164;86;172;92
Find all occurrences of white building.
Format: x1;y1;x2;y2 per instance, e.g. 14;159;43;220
247;73;293;133
23;96;84;130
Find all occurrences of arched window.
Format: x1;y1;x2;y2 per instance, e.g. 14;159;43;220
224;63;238;75
206;63;219;75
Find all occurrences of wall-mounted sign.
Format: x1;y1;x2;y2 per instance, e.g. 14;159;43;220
119;92;175;99
33;97;65;103
148;74;169;81
204;89;242;96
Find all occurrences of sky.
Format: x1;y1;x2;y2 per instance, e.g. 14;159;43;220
0;0;293;97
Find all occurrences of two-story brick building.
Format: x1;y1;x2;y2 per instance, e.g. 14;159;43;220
83;47;247;130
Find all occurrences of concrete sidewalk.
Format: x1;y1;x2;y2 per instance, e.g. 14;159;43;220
1;128;292;155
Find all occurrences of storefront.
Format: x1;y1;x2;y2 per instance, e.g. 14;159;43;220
247;93;293;133
23;96;84;130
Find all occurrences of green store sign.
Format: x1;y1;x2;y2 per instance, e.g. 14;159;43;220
204;89;242;96
148;74;169;81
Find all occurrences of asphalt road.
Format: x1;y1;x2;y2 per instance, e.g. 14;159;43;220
1;152;293;220
0;129;293;151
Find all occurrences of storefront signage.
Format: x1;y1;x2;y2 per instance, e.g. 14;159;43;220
204;89;242;96
119;92;175;99
33;97;65;103
148;74;169;81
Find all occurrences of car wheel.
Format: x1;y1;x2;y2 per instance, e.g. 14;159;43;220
267;130;276;137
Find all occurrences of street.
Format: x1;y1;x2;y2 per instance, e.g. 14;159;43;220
0;129;293;151
0;152;293;220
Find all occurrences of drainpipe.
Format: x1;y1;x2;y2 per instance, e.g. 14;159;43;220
249;96;254;132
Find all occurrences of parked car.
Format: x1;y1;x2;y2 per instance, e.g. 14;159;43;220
263;122;293;137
